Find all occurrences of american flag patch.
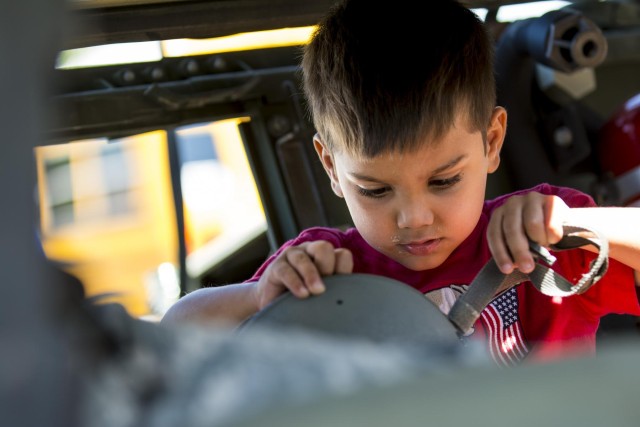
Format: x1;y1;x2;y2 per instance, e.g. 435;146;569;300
480;287;528;366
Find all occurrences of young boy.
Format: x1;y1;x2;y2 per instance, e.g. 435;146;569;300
163;0;640;364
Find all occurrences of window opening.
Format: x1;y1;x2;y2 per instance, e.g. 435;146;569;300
175;118;267;279
36;119;267;318
35;132;179;318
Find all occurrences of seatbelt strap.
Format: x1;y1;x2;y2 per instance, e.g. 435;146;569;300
448;224;609;336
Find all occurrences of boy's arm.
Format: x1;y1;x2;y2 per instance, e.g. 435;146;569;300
161;282;260;326
161;240;353;326
569;207;640;278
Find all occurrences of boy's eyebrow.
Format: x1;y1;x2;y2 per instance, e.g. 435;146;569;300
431;154;467;175
348;154;468;182
348;172;384;183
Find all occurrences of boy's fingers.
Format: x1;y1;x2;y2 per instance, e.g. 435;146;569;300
489;193;570;276
304;240;336;276
523;193;566;246
522;197;548;246
267;242;353;301
487;213;514;274
334;248;354;274
545;196;567;244
268;260;309;300
269;248;316;297
302;242;354;293
284;246;325;295
501;209;535;273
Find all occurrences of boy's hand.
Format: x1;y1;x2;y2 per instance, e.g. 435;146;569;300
487;192;570;274
254;240;354;310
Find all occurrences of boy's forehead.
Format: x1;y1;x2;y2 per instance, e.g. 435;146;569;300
342;118;481;158
340;130;482;168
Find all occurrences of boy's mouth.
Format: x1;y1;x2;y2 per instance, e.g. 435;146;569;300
398;238;442;256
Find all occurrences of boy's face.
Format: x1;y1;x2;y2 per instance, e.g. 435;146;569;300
315;108;506;271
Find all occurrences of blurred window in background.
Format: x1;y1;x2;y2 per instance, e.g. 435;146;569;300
56;26;315;69
175;119;267;281
36;132;178;318
36;119;265;319
496;1;570;21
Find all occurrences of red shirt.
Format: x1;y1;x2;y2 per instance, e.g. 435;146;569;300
248;184;640;365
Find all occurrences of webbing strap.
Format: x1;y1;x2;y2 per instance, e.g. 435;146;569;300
448;224;609;336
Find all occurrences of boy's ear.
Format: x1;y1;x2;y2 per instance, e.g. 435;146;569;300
313;134;344;198
486;106;507;174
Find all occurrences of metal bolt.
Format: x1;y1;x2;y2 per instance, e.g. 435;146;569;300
207;56;228;73
267;115;291;138
116;69;137;84
180;59;200;76
553;125;573;148
149;66;165;81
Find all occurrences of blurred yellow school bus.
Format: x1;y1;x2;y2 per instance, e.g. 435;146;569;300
35;118;266;318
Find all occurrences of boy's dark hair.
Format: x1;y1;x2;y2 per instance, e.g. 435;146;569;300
302;0;496;157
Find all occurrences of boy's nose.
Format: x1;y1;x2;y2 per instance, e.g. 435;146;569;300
396;198;434;229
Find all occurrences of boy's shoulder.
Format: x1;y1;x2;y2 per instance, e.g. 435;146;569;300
293;226;361;247
485;183;596;213
295;226;347;244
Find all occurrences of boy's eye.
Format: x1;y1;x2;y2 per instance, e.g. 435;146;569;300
429;174;462;189
357;186;390;198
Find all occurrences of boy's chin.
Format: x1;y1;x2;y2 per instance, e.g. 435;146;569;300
392;253;449;272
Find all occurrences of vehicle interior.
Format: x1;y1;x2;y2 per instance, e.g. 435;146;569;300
2;0;640;426
44;0;640;319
